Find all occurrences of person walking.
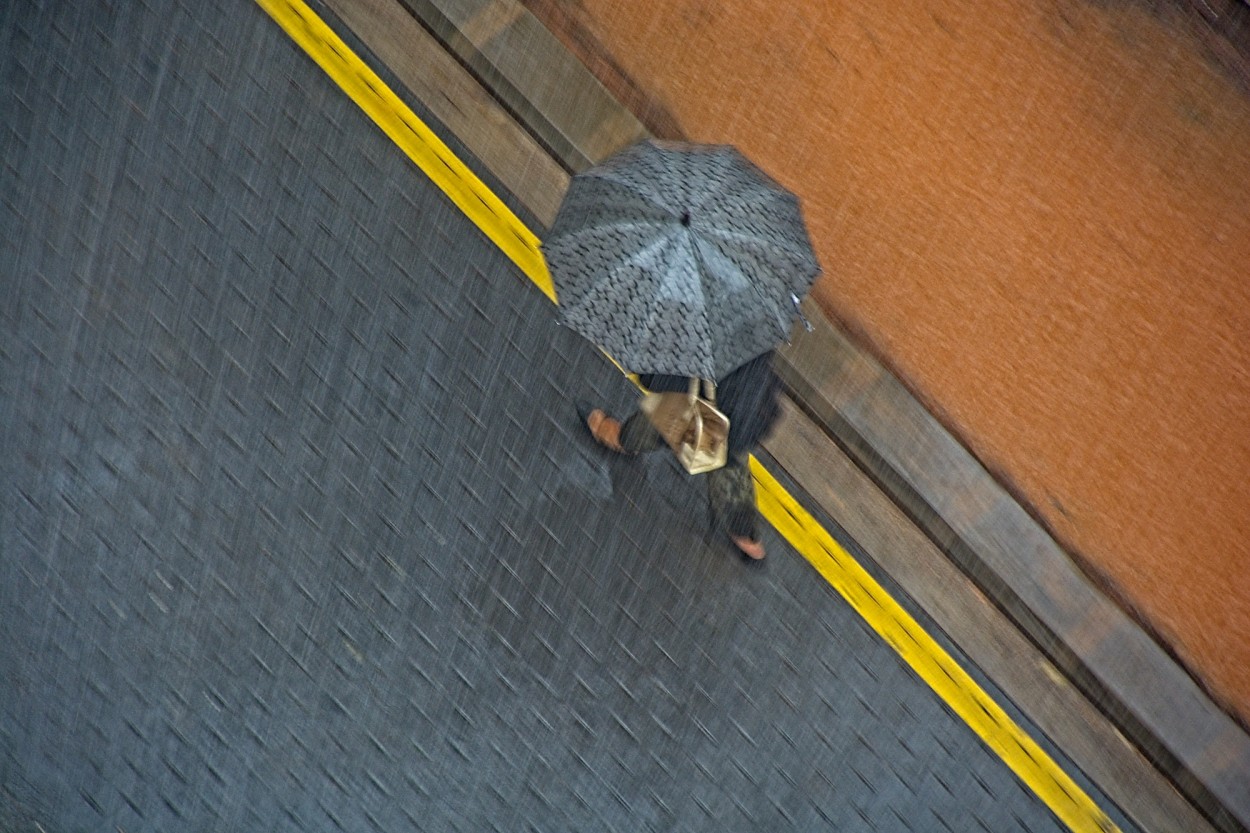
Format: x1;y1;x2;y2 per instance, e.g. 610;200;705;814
578;350;783;560
545;141;818;562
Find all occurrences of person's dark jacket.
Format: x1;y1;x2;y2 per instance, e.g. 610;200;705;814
638;351;783;456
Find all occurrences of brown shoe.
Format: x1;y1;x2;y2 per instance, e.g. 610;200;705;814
731;535;766;560
577;402;627;453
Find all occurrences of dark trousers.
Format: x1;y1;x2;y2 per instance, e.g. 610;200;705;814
619;412;759;540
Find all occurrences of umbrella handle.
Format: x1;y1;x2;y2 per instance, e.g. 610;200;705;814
688;377;703;452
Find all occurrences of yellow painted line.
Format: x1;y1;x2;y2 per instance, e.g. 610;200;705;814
255;3;1120;831
255;0;555;304
751;459;1118;833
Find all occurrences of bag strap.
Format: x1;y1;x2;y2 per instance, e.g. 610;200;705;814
688;377;717;405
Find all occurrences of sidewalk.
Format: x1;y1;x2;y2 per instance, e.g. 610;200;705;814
0;1;1237;831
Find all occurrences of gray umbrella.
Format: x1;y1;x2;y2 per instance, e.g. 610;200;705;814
542;139;822;380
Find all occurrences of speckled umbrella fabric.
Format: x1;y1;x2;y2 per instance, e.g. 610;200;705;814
543;140;821;380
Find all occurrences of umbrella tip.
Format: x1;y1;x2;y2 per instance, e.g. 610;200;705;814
680;211;691;227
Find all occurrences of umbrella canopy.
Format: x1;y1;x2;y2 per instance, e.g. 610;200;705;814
542;139;822;381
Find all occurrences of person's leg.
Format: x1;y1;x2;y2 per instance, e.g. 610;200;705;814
578;403;664;455
617;411;665;454
707;453;765;559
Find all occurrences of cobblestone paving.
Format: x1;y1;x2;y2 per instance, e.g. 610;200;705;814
0;1;1139;830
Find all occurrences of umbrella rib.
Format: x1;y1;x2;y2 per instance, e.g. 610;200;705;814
711;233;793;331
693;172;790;214
733;274;795;370
555;218;677;299
700;224;819;270
690;234;791;378
612;226;686;289
688;234;727;378
581;166;674;215
601;230;677;291
690;146;740;208
610;227;710;375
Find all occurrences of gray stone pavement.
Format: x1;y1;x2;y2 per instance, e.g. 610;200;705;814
1;1;1142;830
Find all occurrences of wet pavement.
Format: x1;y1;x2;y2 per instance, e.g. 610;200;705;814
2;1;1144;830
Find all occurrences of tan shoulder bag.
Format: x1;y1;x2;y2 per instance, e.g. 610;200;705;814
639;378;730;474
